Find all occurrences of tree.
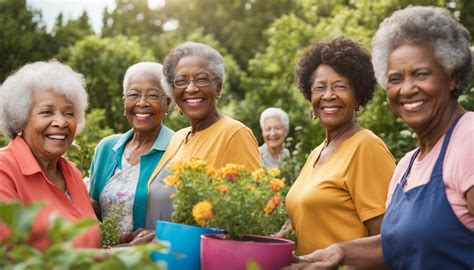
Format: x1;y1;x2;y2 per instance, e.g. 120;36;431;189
51;11;95;57
0;0;55;81
63;35;155;132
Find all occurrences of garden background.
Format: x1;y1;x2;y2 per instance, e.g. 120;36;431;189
1;0;473;181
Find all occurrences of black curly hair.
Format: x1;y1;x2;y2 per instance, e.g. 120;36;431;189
295;37;376;109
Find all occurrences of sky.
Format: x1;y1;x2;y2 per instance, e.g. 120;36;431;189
27;0;164;34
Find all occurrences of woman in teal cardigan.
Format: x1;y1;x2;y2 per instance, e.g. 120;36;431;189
89;62;174;234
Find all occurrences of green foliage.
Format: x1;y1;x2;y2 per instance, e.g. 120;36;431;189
99;203;123;248
66;109;114;177
0;135;8;148
166;159;287;240
63;35;155;132
0;201;167;270
0;0;55;81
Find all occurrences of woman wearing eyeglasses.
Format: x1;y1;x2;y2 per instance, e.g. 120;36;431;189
88;62;174;238
274;37;396;256
141;41;261;232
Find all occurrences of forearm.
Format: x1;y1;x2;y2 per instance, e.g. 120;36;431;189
339;235;387;269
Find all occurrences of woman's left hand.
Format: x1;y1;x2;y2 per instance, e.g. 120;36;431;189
116;228;155;246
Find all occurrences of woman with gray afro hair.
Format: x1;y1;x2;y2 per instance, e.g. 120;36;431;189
286;6;473;270
0;60;100;249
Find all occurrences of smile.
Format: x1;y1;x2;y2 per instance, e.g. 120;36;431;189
401;100;426;111
134;113;152;120
320;106;342;113
46;134;67;140
184;98;204;105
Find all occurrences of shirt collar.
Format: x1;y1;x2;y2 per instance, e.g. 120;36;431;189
112;125;173;152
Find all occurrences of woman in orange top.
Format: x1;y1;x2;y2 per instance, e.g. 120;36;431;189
0;60;100;249
276;38;395;255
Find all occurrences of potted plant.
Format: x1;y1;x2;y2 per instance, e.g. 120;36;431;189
163;157;293;270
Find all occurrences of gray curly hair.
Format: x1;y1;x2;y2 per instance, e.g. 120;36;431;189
161;42;225;97
0;60;88;139
372;6;472;97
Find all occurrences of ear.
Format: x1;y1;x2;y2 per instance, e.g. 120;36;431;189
216;81;223;98
448;73;457;92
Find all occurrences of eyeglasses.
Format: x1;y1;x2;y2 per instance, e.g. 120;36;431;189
172;76;219;89
311;83;351;95
124;92;166;103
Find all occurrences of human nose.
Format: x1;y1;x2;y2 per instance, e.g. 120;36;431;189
400;77;418;97
184;79;199;92
321;86;336;100
52;114;67;128
136;95;150;106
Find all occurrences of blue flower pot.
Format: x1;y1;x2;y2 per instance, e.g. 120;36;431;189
152;220;223;270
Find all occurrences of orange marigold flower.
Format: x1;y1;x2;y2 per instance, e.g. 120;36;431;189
247;184;255;190
188;157;208;172
267;167;281;177
192;201;214;226
264;200;276;216
251;168;265;181
164;175;180;187
272;195;282;205
220;163;245;182
219;184;229;195
271;179;285;192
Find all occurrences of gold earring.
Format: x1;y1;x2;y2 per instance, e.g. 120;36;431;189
309;108;317;120
178;108;184;116
216;94;221;100
123;111;126;117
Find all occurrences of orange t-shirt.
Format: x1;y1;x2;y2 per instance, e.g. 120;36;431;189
0;137;100;250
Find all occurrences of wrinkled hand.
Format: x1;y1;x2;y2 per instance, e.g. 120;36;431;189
282;244;344;270
116;228;155;247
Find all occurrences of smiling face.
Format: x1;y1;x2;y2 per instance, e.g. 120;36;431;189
310;64;357;132
172;56;222;125
262;117;287;150
124;74;169;135
386;43;456;132
22;89;77;163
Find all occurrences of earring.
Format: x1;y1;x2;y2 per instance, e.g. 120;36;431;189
178;108;184;116
309;108;317;120
17;130;23;137
216;94;221;100
123;111;126;117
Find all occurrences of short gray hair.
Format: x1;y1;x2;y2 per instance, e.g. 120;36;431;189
123;62;169;98
372;6;471;97
259;107;290;131
162;42;225;97
0;60;88;139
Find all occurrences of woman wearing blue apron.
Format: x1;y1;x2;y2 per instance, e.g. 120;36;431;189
284;6;474;270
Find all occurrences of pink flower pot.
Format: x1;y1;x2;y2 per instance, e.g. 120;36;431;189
200;234;294;270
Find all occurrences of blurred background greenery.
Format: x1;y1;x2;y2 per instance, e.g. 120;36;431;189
1;0;473;181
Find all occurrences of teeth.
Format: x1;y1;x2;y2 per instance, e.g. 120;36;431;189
186;99;203;104
48;135;66;140
135;113;151;119
403;101;424;110
322;107;339;113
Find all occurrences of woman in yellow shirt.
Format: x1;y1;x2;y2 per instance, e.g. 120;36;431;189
277;37;396;255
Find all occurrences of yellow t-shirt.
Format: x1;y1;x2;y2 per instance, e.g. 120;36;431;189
286;129;395;255
148;115;261;184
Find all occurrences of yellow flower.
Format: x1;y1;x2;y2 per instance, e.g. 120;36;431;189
169;161;186;174
251;168;265;181
247;184;255;190
206;166;216;177
270;179;285;192
192;201;214;226
267;167;281;177
169;193;176;199
163;175;180;187
188;157;208;172
219;163;245;182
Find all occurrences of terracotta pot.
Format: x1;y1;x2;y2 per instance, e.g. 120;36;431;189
200;234;294;270
152;220;223;270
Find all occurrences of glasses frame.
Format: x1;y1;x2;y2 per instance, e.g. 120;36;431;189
172;76;220;90
124;91;167;103
310;83;352;95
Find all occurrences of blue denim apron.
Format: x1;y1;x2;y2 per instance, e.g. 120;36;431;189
381;114;474;269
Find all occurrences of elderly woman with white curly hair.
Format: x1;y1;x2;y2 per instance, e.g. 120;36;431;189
285;6;473;270
88;62;174;243
0;60;100;249
259;107;290;169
